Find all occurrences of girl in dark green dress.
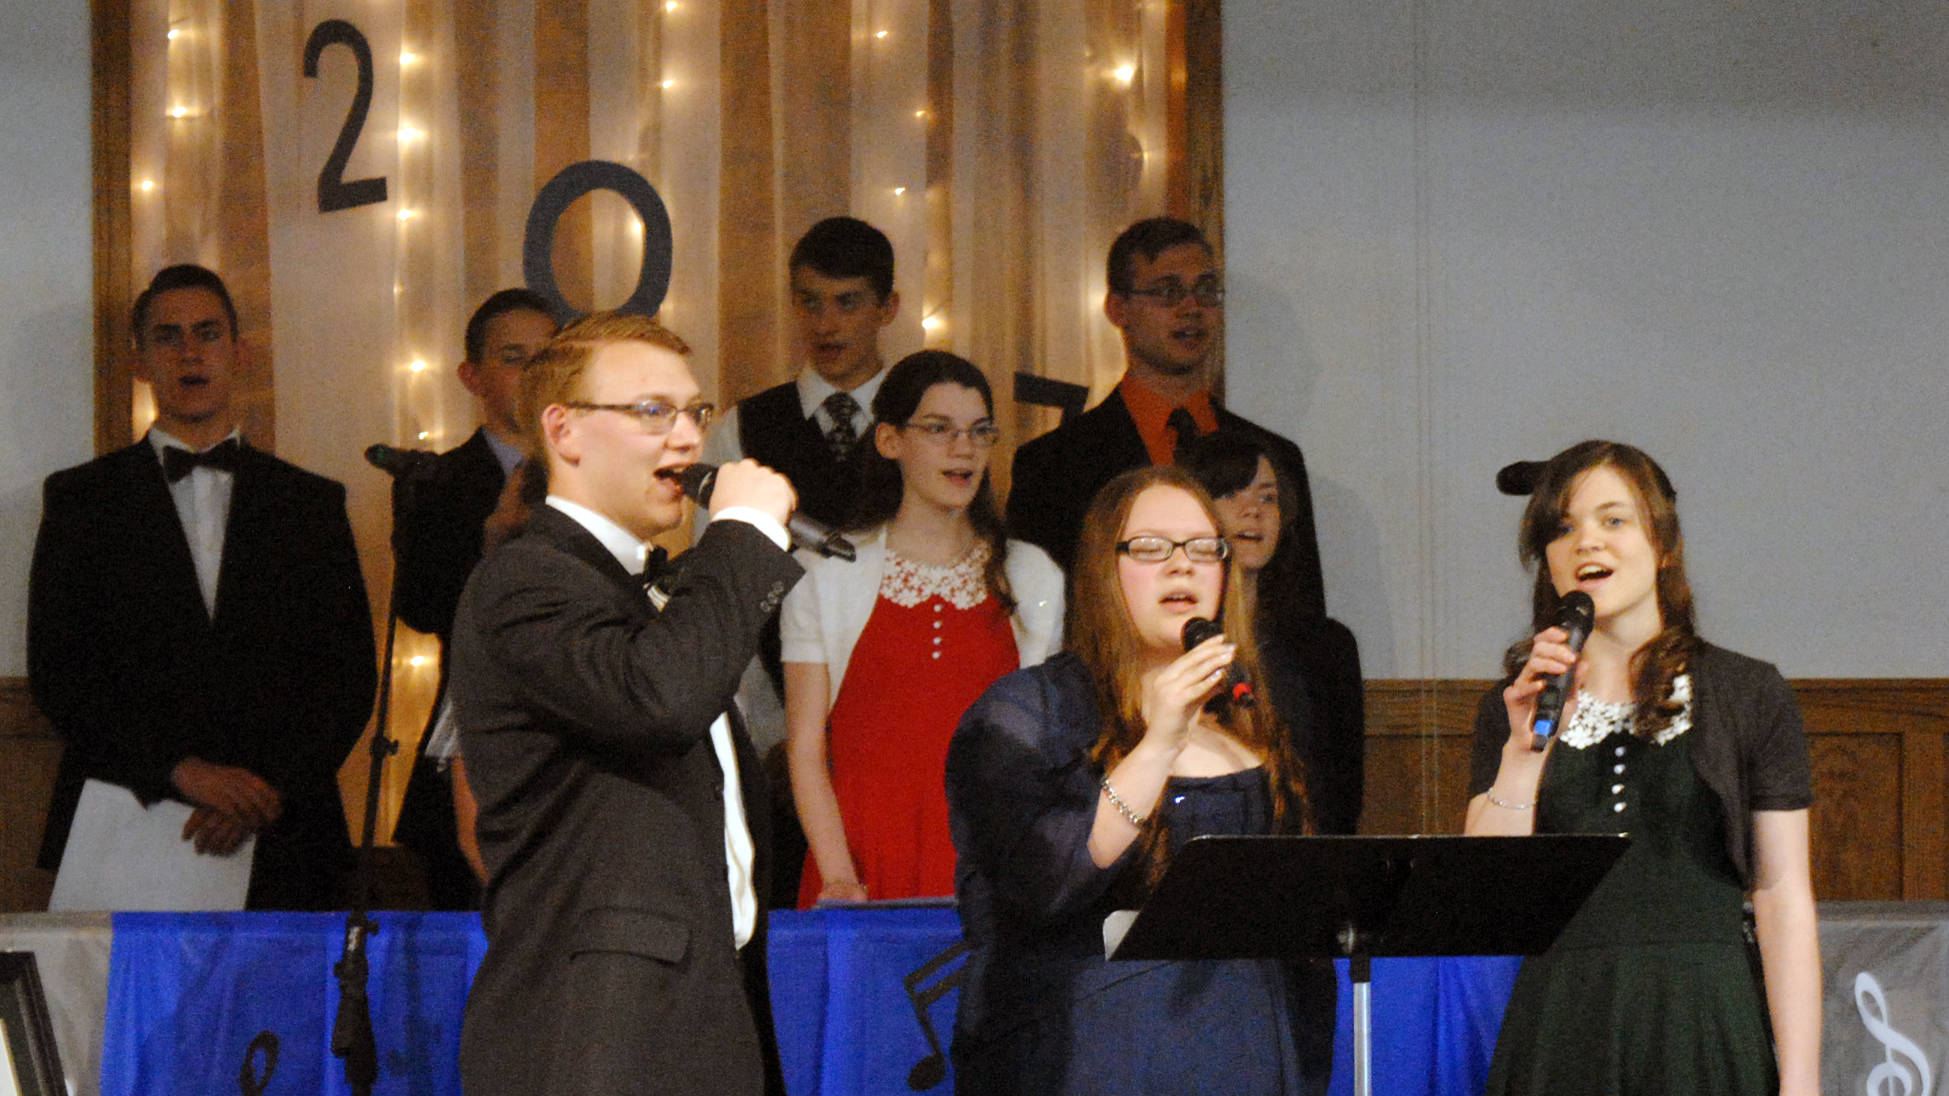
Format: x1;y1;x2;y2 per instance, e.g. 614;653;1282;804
1464;441;1821;1096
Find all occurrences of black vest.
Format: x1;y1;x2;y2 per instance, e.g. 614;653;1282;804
736;381;868;528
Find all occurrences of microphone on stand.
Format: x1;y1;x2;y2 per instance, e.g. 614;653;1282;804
678;463;857;561
1529;590;1595;752
1181;616;1255;708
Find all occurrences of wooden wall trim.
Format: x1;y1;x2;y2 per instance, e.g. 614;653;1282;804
1364;678;1949;731
92;0;134;455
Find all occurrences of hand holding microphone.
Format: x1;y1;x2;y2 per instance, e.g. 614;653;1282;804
1181;617;1255;708
678;462;856;561
1525;591;1595;752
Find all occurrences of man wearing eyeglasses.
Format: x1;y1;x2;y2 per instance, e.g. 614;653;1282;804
390;288;558;911
1008;216;1325;617
450;311;801;1096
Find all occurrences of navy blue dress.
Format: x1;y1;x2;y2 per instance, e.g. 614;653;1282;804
946;653;1334;1096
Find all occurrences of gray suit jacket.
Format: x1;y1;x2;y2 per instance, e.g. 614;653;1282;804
452;505;801;1096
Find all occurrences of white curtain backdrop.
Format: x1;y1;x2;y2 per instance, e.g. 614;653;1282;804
124;0;1174;834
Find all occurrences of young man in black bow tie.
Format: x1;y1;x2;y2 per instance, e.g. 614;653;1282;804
29;263;377;910
451;312;800;1096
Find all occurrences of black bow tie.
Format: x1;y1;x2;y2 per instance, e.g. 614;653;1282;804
162;439;242;482
639;546;671;591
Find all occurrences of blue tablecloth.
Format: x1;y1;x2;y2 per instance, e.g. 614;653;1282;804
96;909;1519;1094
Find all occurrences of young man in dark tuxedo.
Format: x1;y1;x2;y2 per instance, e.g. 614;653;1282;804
452;312;801;1096
29;263;377;910
389;288;558;909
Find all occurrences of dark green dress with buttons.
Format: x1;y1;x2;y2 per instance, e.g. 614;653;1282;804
1482;724;1777;1096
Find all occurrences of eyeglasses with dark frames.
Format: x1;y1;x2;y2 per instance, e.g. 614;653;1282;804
1122;275;1225;308
1116;535;1230;564
564;400;716;435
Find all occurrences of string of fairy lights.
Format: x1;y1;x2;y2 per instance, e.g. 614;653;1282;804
129;0;1162;471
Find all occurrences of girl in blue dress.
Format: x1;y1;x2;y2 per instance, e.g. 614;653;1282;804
947;466;1334;1096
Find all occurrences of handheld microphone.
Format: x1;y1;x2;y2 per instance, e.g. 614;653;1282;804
364;443;439;479
1529;590;1595;752
1181;617;1255;708
678;463;858;561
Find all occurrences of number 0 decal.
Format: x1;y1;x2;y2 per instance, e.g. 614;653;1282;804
303;20;389;213
523;161;674;320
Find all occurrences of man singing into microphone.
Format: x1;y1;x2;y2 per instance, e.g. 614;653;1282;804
450;312;801;1096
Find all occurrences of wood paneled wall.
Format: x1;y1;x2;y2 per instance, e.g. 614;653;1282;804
3;677;1943;910
1362;679;1949;902
1;681;59;913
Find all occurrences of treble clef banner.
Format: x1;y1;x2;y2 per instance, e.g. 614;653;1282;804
1819;906;1948;1096
1855;973;1934;1096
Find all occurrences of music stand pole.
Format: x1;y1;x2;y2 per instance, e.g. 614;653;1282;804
1344;941;1373;1096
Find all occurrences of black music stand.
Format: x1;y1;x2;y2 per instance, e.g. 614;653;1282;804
1108;834;1629;1096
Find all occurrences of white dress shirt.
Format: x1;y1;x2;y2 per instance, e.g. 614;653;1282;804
700;364;888;468
148;427;240;618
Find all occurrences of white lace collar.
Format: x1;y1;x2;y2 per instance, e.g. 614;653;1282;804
881;541;992;609
1558;674;1693;749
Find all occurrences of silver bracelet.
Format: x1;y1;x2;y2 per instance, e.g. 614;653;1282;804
1100;775;1148;826
1485;788;1535;811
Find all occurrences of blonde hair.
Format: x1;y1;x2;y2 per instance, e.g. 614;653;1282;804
517;310;692;465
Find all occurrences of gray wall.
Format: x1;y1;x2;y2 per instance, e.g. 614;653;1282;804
1226;0;1949;678
0;2;93;677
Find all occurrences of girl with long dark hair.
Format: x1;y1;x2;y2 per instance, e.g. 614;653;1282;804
781;350;1063;906
1465;440;1820;1096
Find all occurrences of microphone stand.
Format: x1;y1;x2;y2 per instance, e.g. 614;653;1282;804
332;476;409;1095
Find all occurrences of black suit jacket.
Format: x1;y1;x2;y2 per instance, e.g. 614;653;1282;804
1008;386;1327;616
389;428;506;906
451;505;801;1096
29;439;377;910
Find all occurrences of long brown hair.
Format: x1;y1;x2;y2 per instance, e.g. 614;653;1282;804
1068;467;1311;888
1511;440;1696;739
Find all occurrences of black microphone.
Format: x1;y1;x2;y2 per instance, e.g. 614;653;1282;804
678;463;857;561
363;443;439;479
1529;590;1595;752
1181;616;1255;708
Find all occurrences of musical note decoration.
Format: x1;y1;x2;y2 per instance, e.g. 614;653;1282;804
1855;971;1933;1096
237;1030;279;1096
902;939;974;1090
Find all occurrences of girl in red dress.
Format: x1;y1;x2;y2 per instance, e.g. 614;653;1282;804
782;351;1064;906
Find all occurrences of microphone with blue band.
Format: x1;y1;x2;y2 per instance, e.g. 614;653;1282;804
1529;590;1595;752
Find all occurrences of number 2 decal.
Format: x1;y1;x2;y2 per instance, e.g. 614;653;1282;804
303;20;388;213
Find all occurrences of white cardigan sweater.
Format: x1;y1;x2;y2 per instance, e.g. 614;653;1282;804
778;526;1065;699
